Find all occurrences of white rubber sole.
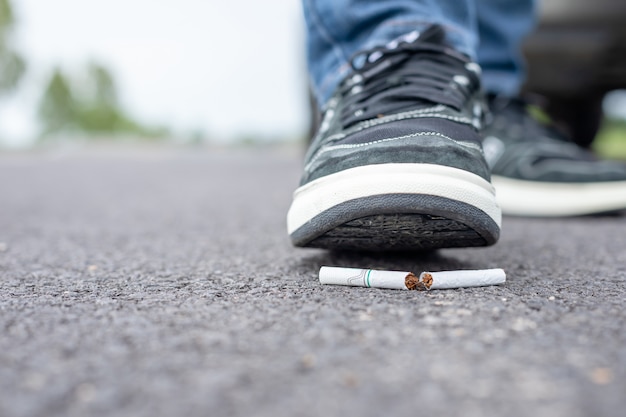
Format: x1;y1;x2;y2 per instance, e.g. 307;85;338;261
492;175;626;216
287;163;501;235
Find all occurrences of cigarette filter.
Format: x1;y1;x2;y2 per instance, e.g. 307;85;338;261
319;266;505;291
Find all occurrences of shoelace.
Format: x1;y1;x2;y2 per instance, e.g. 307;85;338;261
339;25;481;129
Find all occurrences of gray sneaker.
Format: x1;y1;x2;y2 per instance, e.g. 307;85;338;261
483;95;626;216
287;25;501;251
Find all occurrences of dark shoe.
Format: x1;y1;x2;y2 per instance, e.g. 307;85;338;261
483;95;626;216
287;25;501;251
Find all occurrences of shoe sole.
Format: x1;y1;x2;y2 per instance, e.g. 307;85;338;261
492;175;626;216
287;163;501;251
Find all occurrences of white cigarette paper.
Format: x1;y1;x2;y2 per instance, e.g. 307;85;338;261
319;266;505;291
419;269;505;290
319;266;414;290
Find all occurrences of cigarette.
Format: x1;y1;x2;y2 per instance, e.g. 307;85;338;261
419;269;505;290
319;266;505;291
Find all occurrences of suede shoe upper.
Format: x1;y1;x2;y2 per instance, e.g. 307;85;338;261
302;25;491;186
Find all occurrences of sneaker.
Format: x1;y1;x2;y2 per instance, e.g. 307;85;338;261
287;25;501;251
483;95;626;216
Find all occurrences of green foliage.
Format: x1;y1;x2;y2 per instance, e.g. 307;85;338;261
88;63;117;106
38;63;168;139
3;0;168;142
0;0;25;93
38;69;75;134
0;48;25;91
0;0;15;32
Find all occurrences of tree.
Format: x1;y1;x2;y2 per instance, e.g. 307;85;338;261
89;62;117;106
0;0;25;94
38;68;76;135
1;0;166;141
38;62;168;139
76;62;142;134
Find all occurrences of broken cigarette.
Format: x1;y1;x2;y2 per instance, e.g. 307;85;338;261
319;266;505;291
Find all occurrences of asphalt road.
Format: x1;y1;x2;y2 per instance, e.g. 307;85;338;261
1;146;625;417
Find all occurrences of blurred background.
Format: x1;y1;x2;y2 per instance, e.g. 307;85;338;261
0;0;625;157
0;0;309;148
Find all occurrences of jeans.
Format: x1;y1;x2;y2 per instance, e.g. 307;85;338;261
303;0;536;107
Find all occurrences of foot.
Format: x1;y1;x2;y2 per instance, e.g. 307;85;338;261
483;95;626;216
287;25;501;251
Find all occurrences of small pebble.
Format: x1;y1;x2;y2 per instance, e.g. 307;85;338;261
590;368;613;385
300;354;316;370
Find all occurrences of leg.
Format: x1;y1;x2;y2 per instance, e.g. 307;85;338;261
475;0;537;96
290;2;503;251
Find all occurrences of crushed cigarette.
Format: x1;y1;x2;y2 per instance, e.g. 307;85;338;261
319;266;505;291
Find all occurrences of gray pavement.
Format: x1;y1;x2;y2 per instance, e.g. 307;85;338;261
1;146;625;417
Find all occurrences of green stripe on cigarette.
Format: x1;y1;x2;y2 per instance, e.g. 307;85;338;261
366;269;372;287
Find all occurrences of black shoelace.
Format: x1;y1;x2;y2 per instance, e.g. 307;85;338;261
339;25;480;129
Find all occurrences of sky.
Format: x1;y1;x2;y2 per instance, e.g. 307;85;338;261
0;0;309;147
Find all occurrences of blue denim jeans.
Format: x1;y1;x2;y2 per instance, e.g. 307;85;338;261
303;0;536;107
